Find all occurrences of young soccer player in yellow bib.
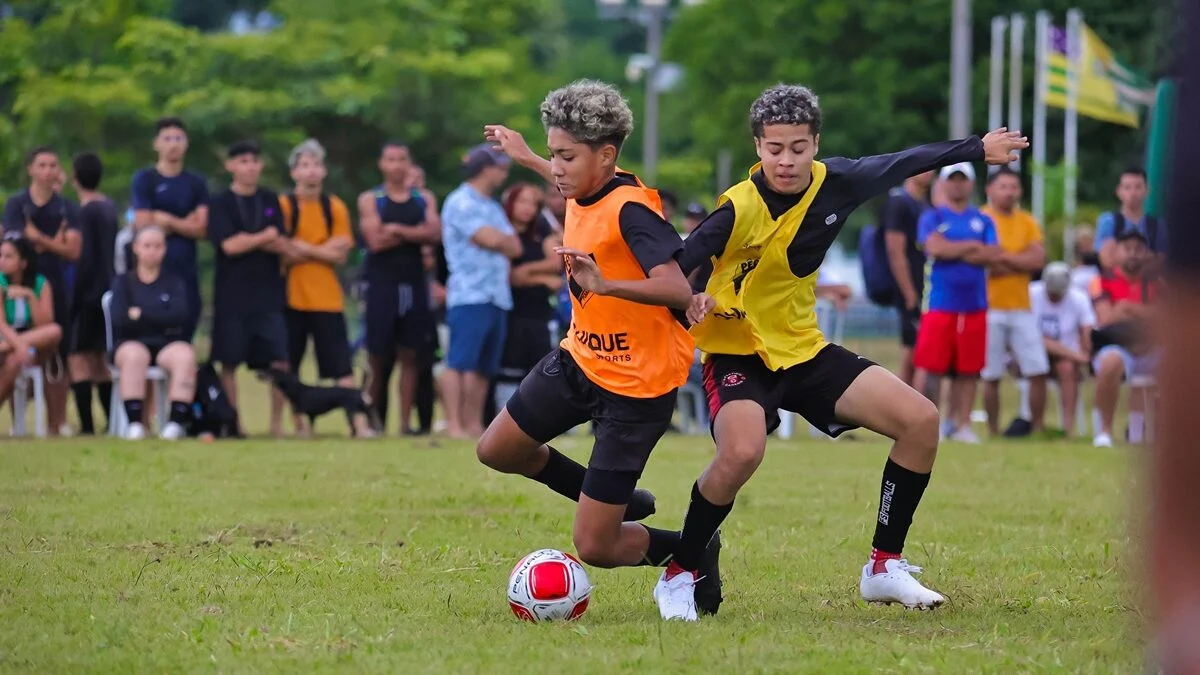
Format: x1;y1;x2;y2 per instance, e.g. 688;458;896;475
662;85;1027;620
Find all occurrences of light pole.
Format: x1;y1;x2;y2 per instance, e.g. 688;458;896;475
949;0;973;139
596;0;698;183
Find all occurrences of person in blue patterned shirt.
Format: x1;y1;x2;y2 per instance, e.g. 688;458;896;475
439;145;523;439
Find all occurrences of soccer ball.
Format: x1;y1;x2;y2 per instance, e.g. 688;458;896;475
507;548;592;622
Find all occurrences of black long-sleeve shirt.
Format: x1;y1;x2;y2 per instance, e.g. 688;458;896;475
75;198;120;307
679;137;985;287
110;271;191;348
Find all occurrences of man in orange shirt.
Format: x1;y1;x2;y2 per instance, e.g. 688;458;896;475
980;167;1048;435
278;139;372;437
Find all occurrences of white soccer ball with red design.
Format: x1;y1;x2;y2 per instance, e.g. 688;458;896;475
507;548;592;622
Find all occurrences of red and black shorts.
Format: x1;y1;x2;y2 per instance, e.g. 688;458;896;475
702;344;875;438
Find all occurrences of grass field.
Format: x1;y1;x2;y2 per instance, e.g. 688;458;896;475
0;424;1142;673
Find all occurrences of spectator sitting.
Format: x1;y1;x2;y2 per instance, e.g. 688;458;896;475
1029;261;1096;435
816;266;852;313
1095;167;1166;271
108;226;196;441
1090;229;1159;448
0;235;63;407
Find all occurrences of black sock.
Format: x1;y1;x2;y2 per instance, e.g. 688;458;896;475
72;381;95;434
415;364;434;432
871;458;932;554
639;526;681;566
97;382;113;424
531;446;586;501
168;400;191;426
124;399;144;425
674;481;734;571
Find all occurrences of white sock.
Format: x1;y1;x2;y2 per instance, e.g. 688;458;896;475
1016;378;1032;420
1093;408;1104;435
1129;412;1145;444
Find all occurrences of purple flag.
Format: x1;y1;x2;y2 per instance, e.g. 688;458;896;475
1050;26;1068;55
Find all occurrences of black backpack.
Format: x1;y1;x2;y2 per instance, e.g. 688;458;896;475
1113;212;1159;250
283;193;334;239
189;362;241;438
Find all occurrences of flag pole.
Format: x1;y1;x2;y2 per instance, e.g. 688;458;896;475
1008;13;1025;172
1033;11;1049;232
989;15;1008;163
1064;8;1082;259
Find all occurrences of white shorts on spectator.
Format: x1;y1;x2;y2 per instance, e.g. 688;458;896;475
982;310;1050;380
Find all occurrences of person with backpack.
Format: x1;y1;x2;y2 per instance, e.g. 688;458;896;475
356;141;440;435
277;139;372;438
881;171;932;387
1095;168;1167;271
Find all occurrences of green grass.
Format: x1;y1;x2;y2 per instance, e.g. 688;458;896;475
0;428;1141;673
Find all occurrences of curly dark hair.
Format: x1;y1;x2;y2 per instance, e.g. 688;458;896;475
749;84;822;138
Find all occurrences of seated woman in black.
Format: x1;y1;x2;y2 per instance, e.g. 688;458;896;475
0;234;62;408
110;226;196;441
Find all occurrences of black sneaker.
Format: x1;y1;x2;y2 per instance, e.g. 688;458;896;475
695;531;723;616
623;488;656;522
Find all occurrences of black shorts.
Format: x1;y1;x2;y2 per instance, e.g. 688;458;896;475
364;280;437;358
69;302;106;354
895;300;922;348
211;311;288;369
499;316;554;383
506;348;676;503
114;340;174;364
286;309;352;380
702;344;875;438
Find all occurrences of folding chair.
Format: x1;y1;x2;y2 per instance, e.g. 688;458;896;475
1129;374;1157;444
101;291;169;436
12;365;46;437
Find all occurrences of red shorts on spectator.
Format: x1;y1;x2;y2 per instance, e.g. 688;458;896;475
913;309;987;377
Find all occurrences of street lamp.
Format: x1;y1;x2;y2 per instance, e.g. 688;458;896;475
596;0;699;184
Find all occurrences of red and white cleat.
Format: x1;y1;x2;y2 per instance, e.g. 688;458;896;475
860;558;946;610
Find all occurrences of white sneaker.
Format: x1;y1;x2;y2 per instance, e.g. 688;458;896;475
1093;432;1114;448
125;423;146;441
949;426;981;444
160;421;186;441
653;567;699;622
860;558;946;610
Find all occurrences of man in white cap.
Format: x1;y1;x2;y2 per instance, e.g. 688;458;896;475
1028;261;1095;435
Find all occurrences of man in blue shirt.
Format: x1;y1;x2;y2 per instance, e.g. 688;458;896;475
439;145;522;440
1094;168;1167;270
130;117;209;341
912;162;1003;443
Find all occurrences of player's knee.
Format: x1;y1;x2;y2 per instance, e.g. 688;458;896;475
475;433;500;469
716;437;766;475
572;532;618;569
905;397;942;448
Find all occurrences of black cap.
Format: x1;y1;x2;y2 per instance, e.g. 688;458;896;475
462;144;511;178
685;202;707;218
1115;228;1149;244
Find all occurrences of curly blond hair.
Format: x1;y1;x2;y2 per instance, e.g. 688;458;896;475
540;80;634;150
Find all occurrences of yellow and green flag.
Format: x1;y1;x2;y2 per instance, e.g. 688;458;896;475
1045;24;1153;127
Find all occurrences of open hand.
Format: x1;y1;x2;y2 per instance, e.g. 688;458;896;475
484;125;535;165
128;306;142;321
687;293;716;326
5;285;32;300
555;247;607;295
981;127;1030;165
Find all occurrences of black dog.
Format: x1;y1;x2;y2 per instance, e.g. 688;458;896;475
259;368;375;437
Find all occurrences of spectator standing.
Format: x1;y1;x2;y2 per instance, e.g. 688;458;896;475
0;235;63;408
207;141;290;437
357;142;441;435
540;180;566;233
979;167;1049;436
109;227;196;441
278;139;372;437
1028;262;1095;435
67;153;119;435
2;147;80;436
130;117;209;340
1095;168;1166;271
1089;229;1159;448
439;144;522;440
882;170;933;386
911;163;1003;443
495;182;562;412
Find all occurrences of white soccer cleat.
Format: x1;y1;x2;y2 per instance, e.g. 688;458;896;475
160;421;187;441
1093;432;1114;448
653;567;699;622
860;558;946;610
948;426;981;444
125;423;146;441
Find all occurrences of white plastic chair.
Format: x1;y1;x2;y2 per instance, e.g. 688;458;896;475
779;298;845;440
1129;374;1157;444
101;291;169;436
12;365;46;437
